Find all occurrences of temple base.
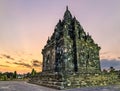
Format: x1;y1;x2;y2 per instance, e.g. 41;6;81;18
28;72;66;89
28;71;120;90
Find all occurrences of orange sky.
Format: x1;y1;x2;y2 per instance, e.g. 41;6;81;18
0;49;43;73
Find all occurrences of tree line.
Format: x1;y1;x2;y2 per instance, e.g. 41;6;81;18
0;68;37;81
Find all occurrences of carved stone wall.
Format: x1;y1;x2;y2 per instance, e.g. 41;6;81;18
42;6;101;74
42;40;55;72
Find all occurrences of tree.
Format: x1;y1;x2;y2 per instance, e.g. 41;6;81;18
118;70;120;79
25;72;31;78
31;68;36;77
3;72;14;79
13;71;17;79
0;72;2;78
109;67;115;73
3;75;7;81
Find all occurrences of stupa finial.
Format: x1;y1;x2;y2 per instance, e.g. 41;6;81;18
66;6;68;11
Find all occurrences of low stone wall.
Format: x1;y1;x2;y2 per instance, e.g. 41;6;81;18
28;72;120;90
28;72;66;89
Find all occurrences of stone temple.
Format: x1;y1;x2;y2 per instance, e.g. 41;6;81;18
30;6;101;89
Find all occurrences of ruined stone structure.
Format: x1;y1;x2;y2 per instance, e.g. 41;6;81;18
29;6;101;89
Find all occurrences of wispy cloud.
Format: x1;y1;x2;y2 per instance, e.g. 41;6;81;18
32;59;42;67
100;52;112;59
100;51;110;55
13;62;31;68
6;61;10;63
6;61;11;64
2;54;14;60
0;64;9;67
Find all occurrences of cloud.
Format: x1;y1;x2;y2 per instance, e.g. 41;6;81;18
100;51;110;55
32;60;42;67
0;65;9;67
118;57;120;59
6;61;11;64
100;59;120;70
18;60;22;62
32;60;40;63
13;62;31;68
2;54;14;60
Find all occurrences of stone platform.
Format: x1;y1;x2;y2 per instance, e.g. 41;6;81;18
28;72;120;90
29;72;66;89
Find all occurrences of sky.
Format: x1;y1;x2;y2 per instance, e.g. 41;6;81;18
0;0;120;73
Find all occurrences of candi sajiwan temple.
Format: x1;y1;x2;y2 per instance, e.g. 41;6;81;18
29;6;101;89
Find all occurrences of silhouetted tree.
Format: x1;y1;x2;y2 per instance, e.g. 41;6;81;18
13;71;17;79
109;67;115;73
26;72;31;78
118;70;120;79
3;72;14;79
31;68;36;77
0;72;2;76
3;75;7;81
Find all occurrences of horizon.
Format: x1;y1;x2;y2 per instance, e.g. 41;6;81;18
0;0;120;74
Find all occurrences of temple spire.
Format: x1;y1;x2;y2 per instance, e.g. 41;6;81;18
66;6;68;11
64;6;72;21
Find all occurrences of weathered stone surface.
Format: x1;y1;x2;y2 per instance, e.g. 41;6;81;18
42;6;101;74
29;6;101;89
